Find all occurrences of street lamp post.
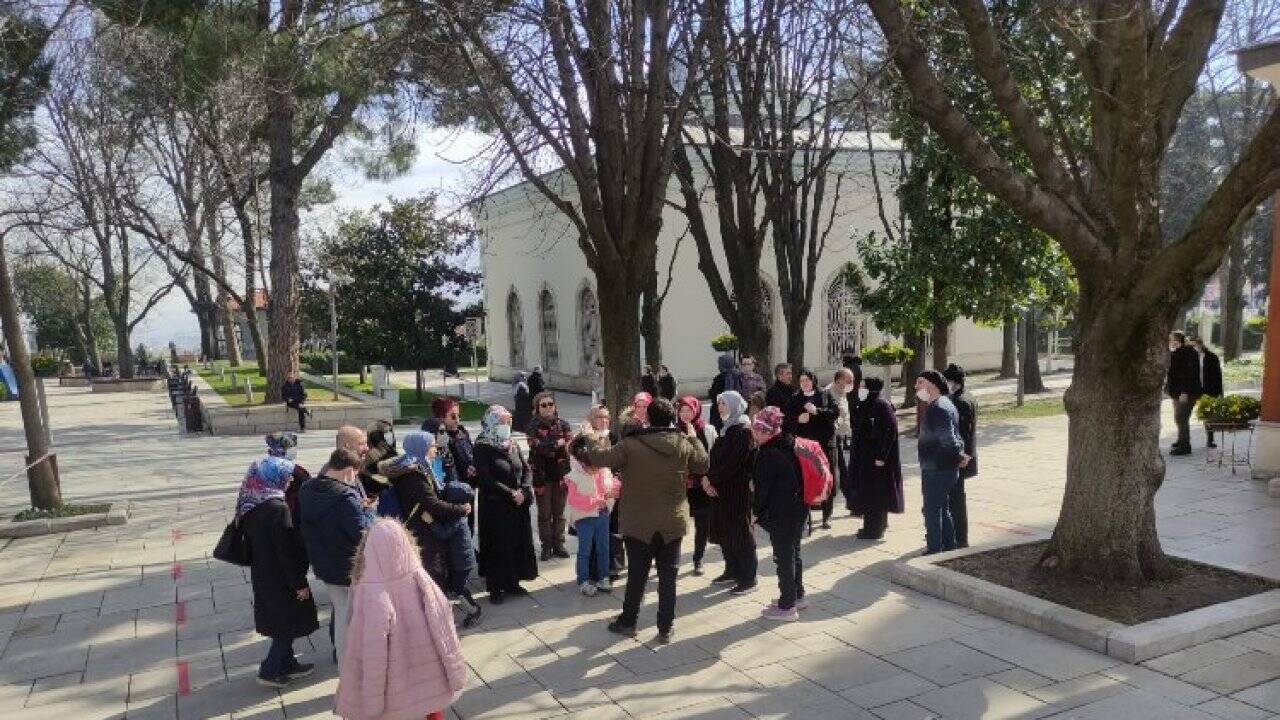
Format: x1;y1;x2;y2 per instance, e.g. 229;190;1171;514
1236;38;1280;486
329;283;339;401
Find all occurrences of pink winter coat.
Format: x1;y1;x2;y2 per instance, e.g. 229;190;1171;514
564;458;619;525
336;519;466;720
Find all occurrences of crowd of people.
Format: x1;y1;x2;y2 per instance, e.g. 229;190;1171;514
226;353;981;717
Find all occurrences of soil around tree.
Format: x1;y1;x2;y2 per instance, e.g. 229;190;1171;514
940;540;1279;625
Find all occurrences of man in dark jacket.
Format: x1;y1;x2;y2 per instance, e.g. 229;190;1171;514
282;373;312;431
739;354;767;398
942;364;977;548
1190;336;1224;449
527;366;546;397
708;354;744;433
527;391;573;560
1167;331;1203;455
752;406;809;621
766;363;794;409
589;398;709;645
916;370;967;554
297;448;372;668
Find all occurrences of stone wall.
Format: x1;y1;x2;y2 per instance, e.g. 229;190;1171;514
58;377;92;388
91;378;165;393
193;373;397;436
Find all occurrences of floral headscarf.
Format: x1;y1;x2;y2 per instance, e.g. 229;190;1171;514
235;455;296;519
632;392;653;425
475;405;513;450
264;431;297;457
752;406;785;439
717;390;749;428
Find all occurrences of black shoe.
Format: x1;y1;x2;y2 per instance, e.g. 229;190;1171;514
730;583;757;595
656;629;674;645
256;674;290;688
821;520;832;530
609;573;623;582
710;573;736;585
284;662;314;679
540;546;552;562
607;618;637;638
553;545;571;559
1208;441;1218;449
1170;447;1191;456
506;584;529;596
489;590;505;605
692;561;704;576
463;607;483;628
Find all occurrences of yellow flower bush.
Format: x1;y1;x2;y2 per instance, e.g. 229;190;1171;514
1196;394;1260;424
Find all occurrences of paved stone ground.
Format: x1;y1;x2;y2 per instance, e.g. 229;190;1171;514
0;385;1277;719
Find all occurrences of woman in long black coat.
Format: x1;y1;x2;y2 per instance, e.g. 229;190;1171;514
512;373;533;434
473;405;539;604
851;377;904;540
236;456;319;686
705;391;757;592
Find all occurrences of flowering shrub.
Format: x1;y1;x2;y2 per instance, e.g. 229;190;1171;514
710;334;739;352
1196;394;1260;425
30;354;60;378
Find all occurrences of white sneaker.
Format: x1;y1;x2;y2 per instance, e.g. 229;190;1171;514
580;582;597;597
595;577;612;593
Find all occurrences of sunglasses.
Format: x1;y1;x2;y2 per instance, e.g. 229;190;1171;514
446;412;460;419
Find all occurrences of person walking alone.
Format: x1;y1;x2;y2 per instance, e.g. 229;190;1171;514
589;398;709;645
297;448;373;669
915;371;967;554
1167;331;1203;456
751;407;808;621
706;391;757;593
527;392;573;561
1190;336;1223;449
942;364;977;548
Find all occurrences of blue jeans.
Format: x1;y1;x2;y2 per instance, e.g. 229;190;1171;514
922;470;958;553
259;637;295;679
575;513;611;584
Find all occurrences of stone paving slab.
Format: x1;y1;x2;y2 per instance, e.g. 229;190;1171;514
3;385;1280;719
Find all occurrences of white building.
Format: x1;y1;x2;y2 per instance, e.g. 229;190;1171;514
474;137;1004;396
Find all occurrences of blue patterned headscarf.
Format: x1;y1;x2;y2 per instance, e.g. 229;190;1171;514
475;405;513;450
235;455;296;519
717;390;749;428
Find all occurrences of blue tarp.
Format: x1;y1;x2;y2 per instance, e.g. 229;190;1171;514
0;363;17;400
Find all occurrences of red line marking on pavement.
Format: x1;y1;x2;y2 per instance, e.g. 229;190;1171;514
170;562;183;580
176;660;191;696
175;600;187;627
171;528;184;542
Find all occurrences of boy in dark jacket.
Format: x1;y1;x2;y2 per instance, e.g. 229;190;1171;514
752;406;808;622
297;448;373;667
942;364;977;548
527;391;573;560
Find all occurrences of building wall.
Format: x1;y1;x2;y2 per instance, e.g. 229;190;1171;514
476;154;1003;397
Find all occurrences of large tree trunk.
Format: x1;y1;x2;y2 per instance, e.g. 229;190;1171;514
1221;228;1247;361
931;319;950;371
0;245;60;509
1042;312;1172;583
1023;308;1045;393
640;268;663;368
598;277;644;426
1000;320;1018;378
902;330;926;408
197;311;215;361
219;299;242;366
265;173;301;401
115;325;134;379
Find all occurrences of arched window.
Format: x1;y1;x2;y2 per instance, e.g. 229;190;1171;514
506;289;526;368
539;285;560;372
577;284;601;376
825;274;867;365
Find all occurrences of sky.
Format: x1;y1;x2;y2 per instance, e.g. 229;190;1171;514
133;127;492;352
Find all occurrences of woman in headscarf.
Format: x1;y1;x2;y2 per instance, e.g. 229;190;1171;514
511;372;533;433
237;453;319;687
473;406;538;604
784;368;838;531
360;419;398;498
851;377;904;540
705;391;758;593
676;395;717;575
621;392;652;437
380;432;473;596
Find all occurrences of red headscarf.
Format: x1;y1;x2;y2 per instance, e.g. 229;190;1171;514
676;395;704;434
432;397;459;419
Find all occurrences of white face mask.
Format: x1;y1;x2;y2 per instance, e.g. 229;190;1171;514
857;388;869;401
384;430;395;446
495;424;512;442
915;388;932;403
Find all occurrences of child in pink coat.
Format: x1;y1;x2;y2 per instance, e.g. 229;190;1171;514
336;518;465;720
565;428;620;596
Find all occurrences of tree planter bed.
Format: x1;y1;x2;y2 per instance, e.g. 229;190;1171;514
0;501;129;538
891;537;1280;663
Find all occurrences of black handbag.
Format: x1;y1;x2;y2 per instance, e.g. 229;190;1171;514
213;518;251;566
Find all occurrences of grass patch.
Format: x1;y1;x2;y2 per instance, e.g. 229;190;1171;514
197;362;339;406
1223;353;1264;385
336;375;488;421
980;397;1066;423
15;503;111;522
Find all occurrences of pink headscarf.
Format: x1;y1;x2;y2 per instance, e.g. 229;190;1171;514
632;392;653;425
752;406;784;439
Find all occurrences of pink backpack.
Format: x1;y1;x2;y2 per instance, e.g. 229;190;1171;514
793;437;834;506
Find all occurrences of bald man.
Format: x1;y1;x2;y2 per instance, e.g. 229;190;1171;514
318;425;369;483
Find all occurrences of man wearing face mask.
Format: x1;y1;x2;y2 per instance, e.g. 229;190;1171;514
914;371;967;554
1166;331;1203;456
942;364;977;548
828;366;858;518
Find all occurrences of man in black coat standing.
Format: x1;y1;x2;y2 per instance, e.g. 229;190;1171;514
1167;331;1203;456
1190;336;1224;449
766;363;795;409
942;364;977;548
